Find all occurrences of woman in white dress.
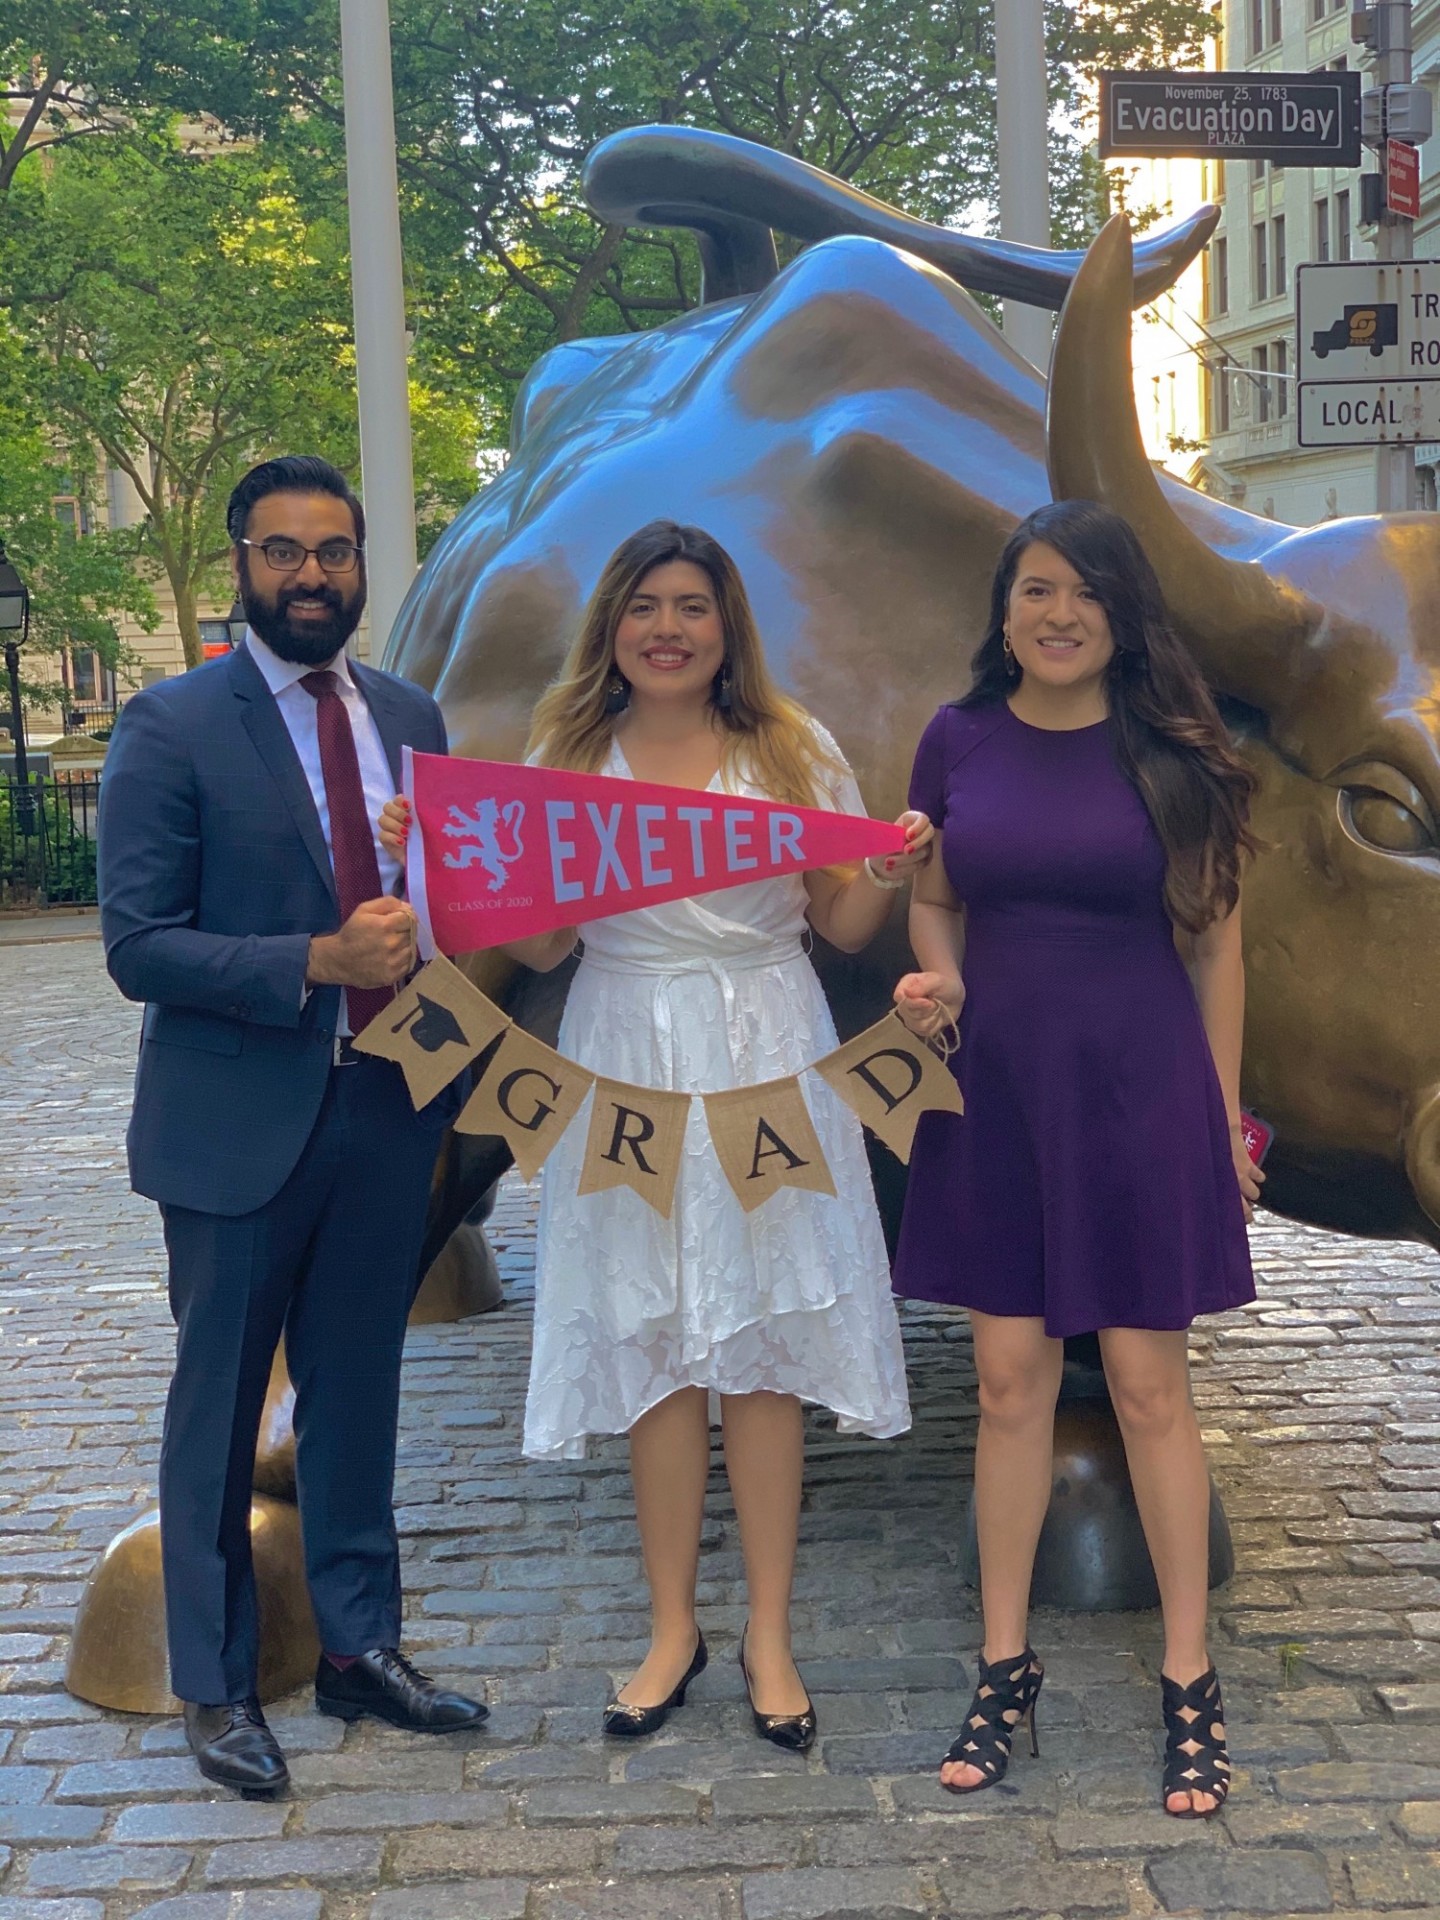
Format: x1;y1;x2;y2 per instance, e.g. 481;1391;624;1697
398;521;929;1748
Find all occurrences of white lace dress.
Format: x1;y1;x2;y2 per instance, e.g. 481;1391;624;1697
522;732;912;1461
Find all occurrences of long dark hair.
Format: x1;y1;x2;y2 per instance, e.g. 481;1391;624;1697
963;501;1257;933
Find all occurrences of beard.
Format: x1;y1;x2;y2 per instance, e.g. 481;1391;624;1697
240;569;366;666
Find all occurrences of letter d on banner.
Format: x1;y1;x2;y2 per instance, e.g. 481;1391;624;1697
814;1014;963;1163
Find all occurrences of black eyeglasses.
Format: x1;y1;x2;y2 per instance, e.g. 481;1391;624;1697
239;537;364;575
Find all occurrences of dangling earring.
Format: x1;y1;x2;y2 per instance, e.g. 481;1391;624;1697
1002;632;1019;678
603;670;630;716
715;663;734;711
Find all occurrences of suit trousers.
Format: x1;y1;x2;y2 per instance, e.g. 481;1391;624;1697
158;1055;444;1704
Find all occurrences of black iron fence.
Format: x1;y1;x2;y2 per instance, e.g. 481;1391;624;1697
1;773;101;908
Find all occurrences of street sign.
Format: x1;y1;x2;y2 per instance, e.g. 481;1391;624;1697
1299;381;1440;446
1099;71;1361;167
1298;261;1440;445
1298;262;1440;382
1388;138;1421;221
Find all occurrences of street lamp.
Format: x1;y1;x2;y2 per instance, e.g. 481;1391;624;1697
0;539;31;799
226;596;248;649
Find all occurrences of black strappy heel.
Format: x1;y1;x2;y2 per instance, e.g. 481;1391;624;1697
1161;1665;1230;1817
941;1647;1043;1794
601;1632;707;1738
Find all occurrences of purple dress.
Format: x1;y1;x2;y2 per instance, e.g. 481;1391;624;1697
893;702;1255;1335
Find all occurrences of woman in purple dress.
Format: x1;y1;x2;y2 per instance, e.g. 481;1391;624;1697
892;501;1263;1819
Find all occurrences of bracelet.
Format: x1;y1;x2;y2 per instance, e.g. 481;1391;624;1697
864;856;905;891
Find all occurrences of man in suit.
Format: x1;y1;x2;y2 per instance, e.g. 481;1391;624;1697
99;455;486;1798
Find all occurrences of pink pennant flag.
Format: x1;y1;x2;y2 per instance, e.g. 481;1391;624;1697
404;750;906;956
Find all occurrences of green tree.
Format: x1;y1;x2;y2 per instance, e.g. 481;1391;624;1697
247;0;1218;433
0;334;155;708
3;132;488;664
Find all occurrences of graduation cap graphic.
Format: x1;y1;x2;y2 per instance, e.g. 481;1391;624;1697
391;992;469;1054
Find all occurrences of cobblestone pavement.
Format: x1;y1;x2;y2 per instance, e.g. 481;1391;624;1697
2;939;1439;1920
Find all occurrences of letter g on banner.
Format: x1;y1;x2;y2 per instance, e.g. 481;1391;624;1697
455;1025;594;1179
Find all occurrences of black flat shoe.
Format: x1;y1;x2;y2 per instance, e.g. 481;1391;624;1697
314;1649;488;1732
602;1631;707;1737
940;1647;1043;1795
1161;1665;1231;1818
739;1625;816;1753
184;1698;289;1799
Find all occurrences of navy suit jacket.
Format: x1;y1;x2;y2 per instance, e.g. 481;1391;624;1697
99;643;448;1216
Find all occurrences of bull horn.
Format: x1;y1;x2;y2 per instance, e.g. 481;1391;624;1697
1047;215;1315;709
584;126;1219;308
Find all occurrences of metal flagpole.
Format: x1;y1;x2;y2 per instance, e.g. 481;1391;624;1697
994;0;1052;370
338;0;418;659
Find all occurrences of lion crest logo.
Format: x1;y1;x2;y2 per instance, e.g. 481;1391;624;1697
440;798;525;893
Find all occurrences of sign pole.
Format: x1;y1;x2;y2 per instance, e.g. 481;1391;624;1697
995;0;1051;370
339;0;419;660
1367;1;1418;512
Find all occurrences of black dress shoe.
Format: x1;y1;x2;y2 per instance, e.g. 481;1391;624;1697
314;1649;488;1732
183;1698;289;1799
602;1632;708;1738
739;1626;817;1753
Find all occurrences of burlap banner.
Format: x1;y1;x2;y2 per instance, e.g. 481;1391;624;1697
355;961;962;1212
351;953;510;1107
814;1014;965;1164
577;1077;693;1220
704;1078;837;1213
454;1024;594;1180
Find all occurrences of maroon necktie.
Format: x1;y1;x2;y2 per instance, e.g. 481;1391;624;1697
301;670;395;1035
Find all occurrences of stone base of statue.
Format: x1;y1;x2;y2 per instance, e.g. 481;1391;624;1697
959;1350;1235;1611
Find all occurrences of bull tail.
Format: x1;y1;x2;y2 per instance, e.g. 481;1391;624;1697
582;125;1217;309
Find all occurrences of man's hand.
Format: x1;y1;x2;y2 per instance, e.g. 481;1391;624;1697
307;898;416;990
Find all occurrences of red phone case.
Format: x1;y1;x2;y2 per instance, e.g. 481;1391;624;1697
1239;1110;1274;1169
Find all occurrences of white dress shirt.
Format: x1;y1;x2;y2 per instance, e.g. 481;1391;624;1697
246;629;401;1032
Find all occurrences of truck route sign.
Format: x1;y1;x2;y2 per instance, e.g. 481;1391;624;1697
1298;262;1440;446
1099;71;1361;168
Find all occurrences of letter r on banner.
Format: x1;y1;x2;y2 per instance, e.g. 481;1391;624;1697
577;1077;690;1218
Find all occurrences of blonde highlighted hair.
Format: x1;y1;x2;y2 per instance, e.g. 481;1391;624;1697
525;520;841;809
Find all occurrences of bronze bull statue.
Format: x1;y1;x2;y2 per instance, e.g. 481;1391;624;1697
68;130;1440;1704
393;127;1440;1256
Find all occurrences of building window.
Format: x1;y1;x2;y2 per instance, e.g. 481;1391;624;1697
1253;345;1271;424
1274;338;1290;419
1336;189;1352;259
1272;215;1287;295
1253;220;1269;302
1252;0;1282;54
1210;362;1232;435
1312;0;1345;18
1315;197;1331;261
1207;235;1229;317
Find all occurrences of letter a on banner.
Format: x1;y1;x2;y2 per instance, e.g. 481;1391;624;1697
577;1078;691;1219
454;1026;594;1180
352;955;511;1108
704;1078;836;1214
814;1015;963;1163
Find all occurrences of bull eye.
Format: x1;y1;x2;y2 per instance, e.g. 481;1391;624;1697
1339;788;1435;857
